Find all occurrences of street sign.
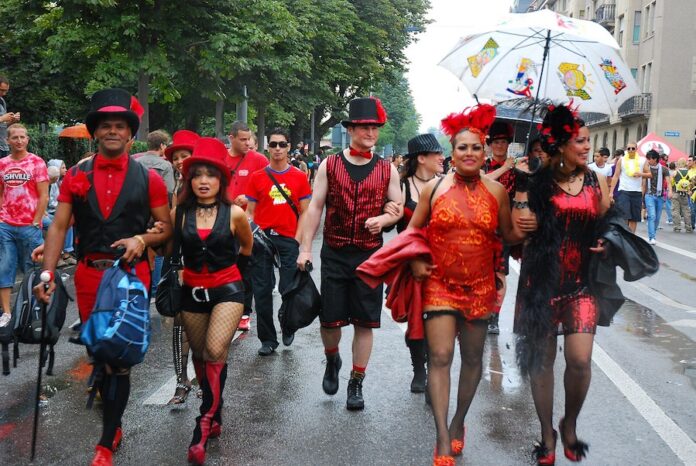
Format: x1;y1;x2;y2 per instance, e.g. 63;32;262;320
664;131;680;137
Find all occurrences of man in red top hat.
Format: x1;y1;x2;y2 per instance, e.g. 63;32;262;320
35;88;172;466
297;97;402;410
225;121;269;331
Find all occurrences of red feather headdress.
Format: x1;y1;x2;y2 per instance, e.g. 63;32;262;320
441;104;497;143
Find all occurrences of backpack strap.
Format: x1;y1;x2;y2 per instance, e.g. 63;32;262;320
170;207;185;267
429;176;446;211
265;167;300;219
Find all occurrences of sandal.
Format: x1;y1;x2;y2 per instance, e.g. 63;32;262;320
559;418;589;462
167;381;192;405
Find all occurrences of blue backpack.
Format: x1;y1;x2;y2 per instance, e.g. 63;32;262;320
80;260;151;368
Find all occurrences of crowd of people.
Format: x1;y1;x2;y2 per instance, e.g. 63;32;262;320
0;78;680;466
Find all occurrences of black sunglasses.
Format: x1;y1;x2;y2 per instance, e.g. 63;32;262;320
268;141;289;148
627;146;636;150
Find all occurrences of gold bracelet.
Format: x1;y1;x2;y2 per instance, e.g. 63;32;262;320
134;235;146;248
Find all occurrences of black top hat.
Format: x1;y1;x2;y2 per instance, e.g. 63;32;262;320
85;88;143;137
486;120;514;144
405;134;444;158
341;97;388;127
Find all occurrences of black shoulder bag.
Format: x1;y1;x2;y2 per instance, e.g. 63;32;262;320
264;167;300;219
155;207;184;317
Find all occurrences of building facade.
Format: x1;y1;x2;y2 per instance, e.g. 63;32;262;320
528;0;696;155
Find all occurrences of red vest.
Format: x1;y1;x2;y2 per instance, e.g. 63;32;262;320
324;153;391;250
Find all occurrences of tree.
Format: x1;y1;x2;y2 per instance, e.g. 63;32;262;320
375;74;420;153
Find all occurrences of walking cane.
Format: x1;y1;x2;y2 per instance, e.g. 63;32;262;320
30;270;52;462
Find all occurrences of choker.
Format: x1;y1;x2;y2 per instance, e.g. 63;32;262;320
454;172;481;184
196;201;218;210
414;174;435;183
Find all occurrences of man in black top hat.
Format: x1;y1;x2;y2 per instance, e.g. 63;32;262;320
297;97;402;411
36;88;172;466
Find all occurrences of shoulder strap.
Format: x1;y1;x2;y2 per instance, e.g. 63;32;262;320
170;207;185;266
229;154;246;177
265;167;299;219
429;176;445;210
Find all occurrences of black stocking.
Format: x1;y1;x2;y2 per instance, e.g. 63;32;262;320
561;333;594;444
98;372;130;449
448;319;488;440
529;336;558;449
173;313;190;383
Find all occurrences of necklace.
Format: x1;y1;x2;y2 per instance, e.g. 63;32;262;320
196;201;218;220
414;173;435;182
411;174;435;198
454;171;480;185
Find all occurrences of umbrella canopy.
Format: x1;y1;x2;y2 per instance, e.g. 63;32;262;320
58;124;91;139
439;9;640;116
638;133;689;162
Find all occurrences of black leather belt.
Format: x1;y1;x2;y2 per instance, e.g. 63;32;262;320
186;281;244;303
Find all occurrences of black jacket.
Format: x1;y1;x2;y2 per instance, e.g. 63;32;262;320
589;210;659;326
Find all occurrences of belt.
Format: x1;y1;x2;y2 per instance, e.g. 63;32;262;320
186;281;244;303
82;256;146;270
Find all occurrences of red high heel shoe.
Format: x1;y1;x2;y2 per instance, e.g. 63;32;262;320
188;362;224;465
90;445;113;466
450;425;466;456
209;421;221;438
559;418;589;462
111;427;122;451
533;430;557;465
433;445;456;466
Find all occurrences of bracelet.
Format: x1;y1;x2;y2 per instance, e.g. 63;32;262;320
134;235;146;248
512;200;529;209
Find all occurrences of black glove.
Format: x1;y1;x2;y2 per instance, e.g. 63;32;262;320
237;254;251;275
514;170;529;193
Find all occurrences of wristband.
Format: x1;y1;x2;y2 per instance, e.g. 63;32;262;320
237;254;251;274
512;200;529;209
514;171;529;193
40;270;54;283
134;235;146;248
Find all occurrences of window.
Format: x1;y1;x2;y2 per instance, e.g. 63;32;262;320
633;11;641;43
644;4;650;38
603;132;608;148
649;1;656;35
623;128;630;148
644;62;652;92
618;15;625;46
579;10;584;19
612;130;617;152
636;125;642;141
594;134;598;150
631;68;638;79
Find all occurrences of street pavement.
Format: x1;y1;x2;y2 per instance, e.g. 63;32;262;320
1;214;695;466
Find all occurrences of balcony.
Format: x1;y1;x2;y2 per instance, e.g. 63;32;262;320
618;93;652;119
581;112;610;127
595;1;616;28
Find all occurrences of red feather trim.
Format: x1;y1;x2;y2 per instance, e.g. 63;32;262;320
440;104;496;138
130;96;145;119
373;97;387;124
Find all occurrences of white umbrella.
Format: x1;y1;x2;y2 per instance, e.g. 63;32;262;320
439;9;640;116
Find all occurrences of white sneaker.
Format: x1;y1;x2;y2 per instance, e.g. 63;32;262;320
0;313;11;328
649;238;657;245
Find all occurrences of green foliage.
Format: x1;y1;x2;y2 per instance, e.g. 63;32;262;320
25;127;91;167
375;73;421;153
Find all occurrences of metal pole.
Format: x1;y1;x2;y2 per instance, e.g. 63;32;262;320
310;110;316;154
238;85;248;124
524;29;552;156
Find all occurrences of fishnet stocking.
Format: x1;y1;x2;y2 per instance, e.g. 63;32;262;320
182;302;244;362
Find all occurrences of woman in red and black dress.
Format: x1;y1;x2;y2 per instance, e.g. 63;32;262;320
512;104;610;464
397;133;445;394
172;137;252;465
409;106;535;466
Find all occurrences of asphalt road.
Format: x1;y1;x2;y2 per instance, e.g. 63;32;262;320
1;215;695;466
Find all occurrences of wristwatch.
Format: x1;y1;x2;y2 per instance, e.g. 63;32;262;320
32;221;41;228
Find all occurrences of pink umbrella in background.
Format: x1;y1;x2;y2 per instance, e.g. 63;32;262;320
638;133;688;162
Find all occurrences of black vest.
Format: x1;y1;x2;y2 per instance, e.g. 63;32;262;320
71;157;150;259
181;203;238;272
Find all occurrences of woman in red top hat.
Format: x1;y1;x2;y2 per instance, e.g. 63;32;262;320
171;137;252;465
162;129;200;406
408;105;535;466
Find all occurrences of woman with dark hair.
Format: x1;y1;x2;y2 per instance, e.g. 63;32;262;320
396;134;445;394
512;104;610;465
163;130;199;405
172;137;252;465
408;105;535;466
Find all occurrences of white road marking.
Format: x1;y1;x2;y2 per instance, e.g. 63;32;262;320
143;330;243;405
638;235;696;261
665;319;696;329
592;344;696;465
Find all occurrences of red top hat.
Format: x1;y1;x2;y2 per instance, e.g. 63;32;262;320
182;137;231;182
165;130;200;161
85;88;144;137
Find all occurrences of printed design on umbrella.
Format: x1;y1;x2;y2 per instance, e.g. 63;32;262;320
468;38;499;78
506;58;536;98
599;58;627;95
558;63;592;100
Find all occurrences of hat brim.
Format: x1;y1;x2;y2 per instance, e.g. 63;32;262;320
86;110;140;138
181;157;230;183
164;144;195;162
486;135;513;145
341;119;386;128
404;149;444;159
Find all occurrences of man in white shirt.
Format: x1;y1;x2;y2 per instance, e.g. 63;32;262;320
588;147;612;177
610;142;651;232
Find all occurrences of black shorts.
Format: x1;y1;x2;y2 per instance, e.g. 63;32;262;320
320;244;383;328
617;191;642;222
181;281;245;314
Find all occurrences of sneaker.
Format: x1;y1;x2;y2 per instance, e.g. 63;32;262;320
282;331;295;347
62;255;77;265
0;313;11;328
258;344;275;356
649;238;657;245
238;315;251;331
346;373;365;411
667;221;674;225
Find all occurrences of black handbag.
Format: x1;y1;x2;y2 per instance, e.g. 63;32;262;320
155;208;184;317
278;262;321;334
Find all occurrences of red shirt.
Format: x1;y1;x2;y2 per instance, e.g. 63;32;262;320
58;153;169;216
245;165;311;238
226;150;269;202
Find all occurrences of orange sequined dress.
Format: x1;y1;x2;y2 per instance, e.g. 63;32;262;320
423;175;501;319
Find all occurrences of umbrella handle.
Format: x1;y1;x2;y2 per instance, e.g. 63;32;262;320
524;30;553;159
31;276;51;461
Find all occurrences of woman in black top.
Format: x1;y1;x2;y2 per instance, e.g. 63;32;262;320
170;138;252;466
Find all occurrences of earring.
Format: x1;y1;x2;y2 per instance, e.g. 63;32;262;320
560;152;565;168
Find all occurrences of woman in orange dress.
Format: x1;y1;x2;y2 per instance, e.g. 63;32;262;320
408;105;536;466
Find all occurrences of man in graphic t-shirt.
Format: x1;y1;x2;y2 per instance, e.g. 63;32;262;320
0;123;48;326
245;127;311;355
610;142;651;232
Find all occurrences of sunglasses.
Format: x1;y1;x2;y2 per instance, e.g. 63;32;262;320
268;141;289;148
627;147;636;150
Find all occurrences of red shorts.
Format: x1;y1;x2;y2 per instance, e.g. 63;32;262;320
74;261;151;322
